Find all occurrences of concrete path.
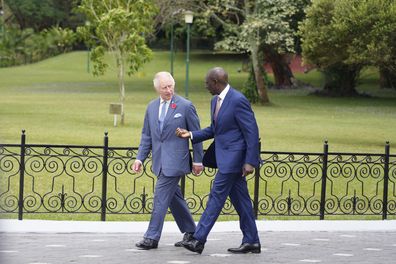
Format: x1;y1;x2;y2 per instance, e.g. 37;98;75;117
1;220;396;264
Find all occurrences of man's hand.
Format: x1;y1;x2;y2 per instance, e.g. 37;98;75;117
242;163;254;177
192;164;203;175
132;160;142;173
175;127;191;138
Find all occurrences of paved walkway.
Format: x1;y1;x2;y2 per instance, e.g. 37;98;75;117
1;220;396;264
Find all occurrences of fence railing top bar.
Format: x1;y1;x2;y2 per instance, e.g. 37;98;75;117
108;147;139;151
26;144;104;149
0;144;21;148
327;152;385;156
0;144;130;150
0;145;391;157
261;151;323;155
261;151;386;156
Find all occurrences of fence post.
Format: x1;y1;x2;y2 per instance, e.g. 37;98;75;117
253;140;261;220
382;141;390;220
101;132;109;221
319;140;329;220
18;130;26;220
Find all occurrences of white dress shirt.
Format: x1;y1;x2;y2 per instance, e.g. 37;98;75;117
217;84;230;108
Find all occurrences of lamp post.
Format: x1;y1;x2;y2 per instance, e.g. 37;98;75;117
87;48;90;73
0;0;4;38
184;11;193;99
170;9;183;76
170;18;174;76
85;21;91;73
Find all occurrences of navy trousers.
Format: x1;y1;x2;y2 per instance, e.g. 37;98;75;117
194;171;260;244
144;173;196;241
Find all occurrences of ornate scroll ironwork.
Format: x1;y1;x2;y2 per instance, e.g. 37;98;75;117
388;154;396;216
0;135;394;220
258;152;323;217
324;154;385;216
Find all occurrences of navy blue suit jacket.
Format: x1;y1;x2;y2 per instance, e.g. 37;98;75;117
192;87;260;174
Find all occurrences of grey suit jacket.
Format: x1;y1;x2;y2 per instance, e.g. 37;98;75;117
136;94;203;177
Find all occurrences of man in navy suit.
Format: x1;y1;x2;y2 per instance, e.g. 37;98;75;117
133;71;203;250
176;67;261;254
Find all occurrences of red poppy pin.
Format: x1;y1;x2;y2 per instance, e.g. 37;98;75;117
171;103;177;109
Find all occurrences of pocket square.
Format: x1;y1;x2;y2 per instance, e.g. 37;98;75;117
174;113;182;118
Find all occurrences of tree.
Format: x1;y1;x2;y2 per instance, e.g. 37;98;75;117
337;0;396;90
5;0;82;31
263;0;311;89
156;0;310;103
335;0;396;72
191;0;302;103
77;0;156;124
299;0;396;95
380;67;396;89
0;24;76;67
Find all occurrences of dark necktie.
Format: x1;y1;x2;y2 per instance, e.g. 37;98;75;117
213;97;222;122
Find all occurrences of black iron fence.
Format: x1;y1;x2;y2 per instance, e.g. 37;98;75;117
0;131;395;220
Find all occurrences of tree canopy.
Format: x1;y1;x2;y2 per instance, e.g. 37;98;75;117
153;0;311;103
77;0;157;124
299;0;396;94
5;0;82;31
191;0;302;103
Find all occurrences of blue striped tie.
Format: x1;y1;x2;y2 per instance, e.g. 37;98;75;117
159;101;167;132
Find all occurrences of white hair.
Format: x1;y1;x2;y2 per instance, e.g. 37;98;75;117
153;71;175;89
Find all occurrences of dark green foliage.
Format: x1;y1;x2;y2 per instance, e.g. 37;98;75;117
299;0;396;96
380;67;396;89
0;25;76;67
5;0;83;31
320;64;362;96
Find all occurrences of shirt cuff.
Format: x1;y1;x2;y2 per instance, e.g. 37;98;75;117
192;162;203;166
135;159;142;165
189;131;193;140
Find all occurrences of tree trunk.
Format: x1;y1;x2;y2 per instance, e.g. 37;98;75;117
321;64;361;96
379;66;396;89
118;56;125;125
251;43;270;104
265;50;295;88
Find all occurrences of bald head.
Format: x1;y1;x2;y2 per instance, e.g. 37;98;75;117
205;67;229;95
207;67;228;85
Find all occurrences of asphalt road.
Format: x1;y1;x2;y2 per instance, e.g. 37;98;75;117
1;230;395;264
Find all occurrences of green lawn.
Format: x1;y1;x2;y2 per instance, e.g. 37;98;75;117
1;51;395;153
1;51;396;221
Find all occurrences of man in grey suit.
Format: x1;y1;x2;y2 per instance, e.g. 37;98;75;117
132;71;204;250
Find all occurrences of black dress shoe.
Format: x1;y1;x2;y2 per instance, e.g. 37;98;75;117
135;238;158;250
174;232;194;247
183;238;205;254
227;243;261;254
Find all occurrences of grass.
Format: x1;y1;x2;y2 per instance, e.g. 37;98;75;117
1;51;396;153
1;51;396;221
